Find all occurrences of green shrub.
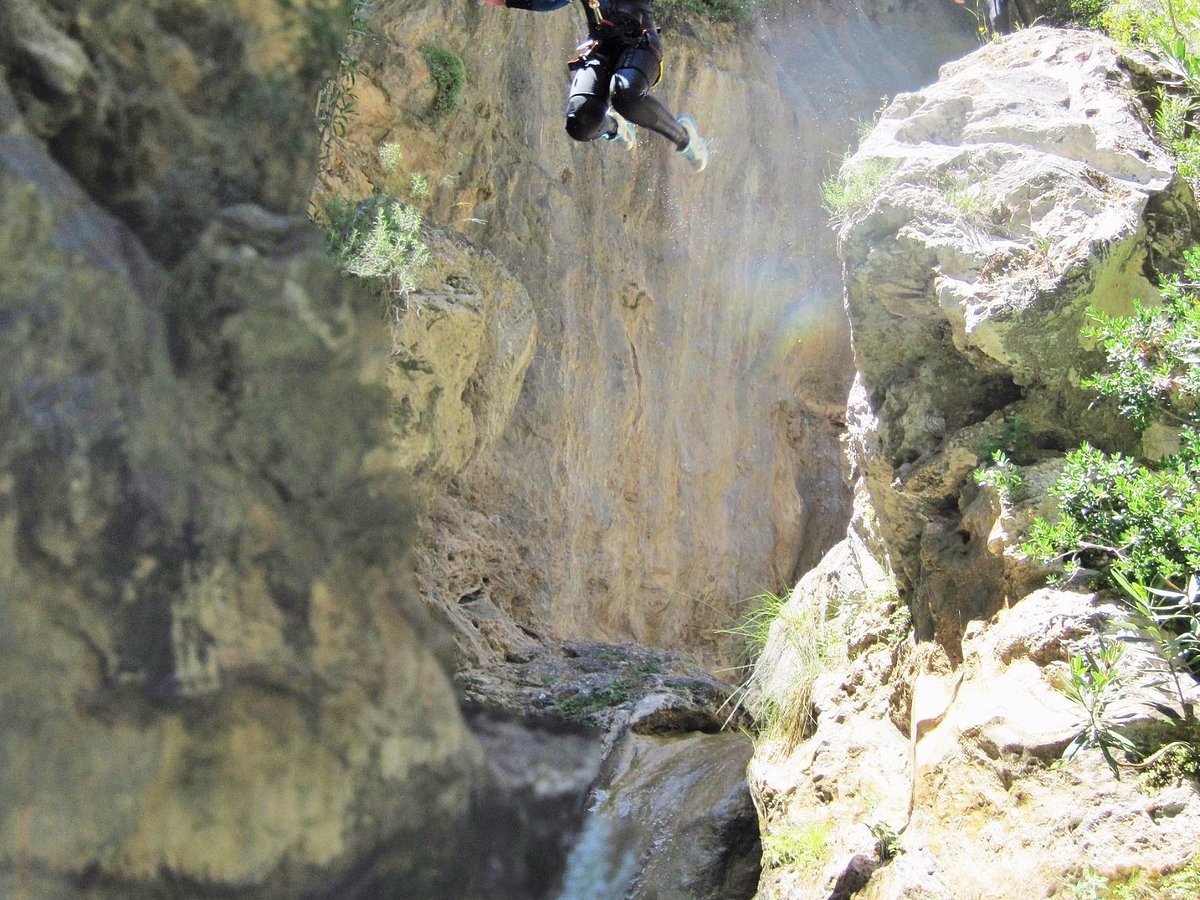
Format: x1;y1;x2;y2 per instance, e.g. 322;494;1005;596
1154;90;1200;180
977;414;1036;463
378;142;403;175
409;173;431;201
323;194;430;295
1026;243;1200;589
1081;248;1200;429
974;450;1026;502
1038;239;1200;778
1057;638;1142;774
1024;438;1200;587
419;45;466;121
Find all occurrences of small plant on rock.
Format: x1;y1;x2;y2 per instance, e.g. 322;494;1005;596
761;821;831;874
1058;638;1142;775
719;588;844;743
974;450;1025;503
323;194;430;299
868;821;901;862
419;45;466;122
821;157;900;226
378;142;404;175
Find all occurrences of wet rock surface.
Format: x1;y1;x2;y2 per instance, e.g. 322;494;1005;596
458;641;760;898
457;640;743;734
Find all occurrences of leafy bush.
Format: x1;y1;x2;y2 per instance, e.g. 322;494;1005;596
419;45;466;121
1024;438;1200;587
974;450;1026;502
1082;248;1200;428
1057;638;1141;774
378;142;403;175
1026;243;1200;589
323;194;430;296
1154;89;1200;180
1040;241;1200;777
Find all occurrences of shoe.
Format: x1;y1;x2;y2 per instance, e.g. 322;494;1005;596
602;111;637;151
677;115;708;173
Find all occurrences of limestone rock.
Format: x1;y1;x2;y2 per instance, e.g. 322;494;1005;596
838;26;1200;650
324;0;978;665
751;26;1200;900
0;4;488;897
390;225;536;481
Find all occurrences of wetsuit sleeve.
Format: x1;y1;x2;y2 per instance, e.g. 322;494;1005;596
505;0;571;10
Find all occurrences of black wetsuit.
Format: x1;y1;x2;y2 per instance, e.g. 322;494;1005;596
504;0;690;148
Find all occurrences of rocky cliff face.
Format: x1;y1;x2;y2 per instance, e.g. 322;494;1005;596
328;0;975;665
750;27;1200;898
0;2;485;896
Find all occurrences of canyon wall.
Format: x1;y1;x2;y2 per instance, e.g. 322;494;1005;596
0;2;486;896
0;0;999;895
333;0;975;663
750;27;1200;898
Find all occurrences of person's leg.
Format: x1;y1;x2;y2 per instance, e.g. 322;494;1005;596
565;54;618;142
608;43;688;149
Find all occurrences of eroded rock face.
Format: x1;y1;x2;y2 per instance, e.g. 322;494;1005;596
326;0;976;664
750;27;1200;900
0;5;485;897
839;27;1199;651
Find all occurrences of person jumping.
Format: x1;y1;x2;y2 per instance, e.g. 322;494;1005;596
483;0;710;172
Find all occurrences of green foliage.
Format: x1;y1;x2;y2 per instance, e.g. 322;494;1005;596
419;45;466;121
1141;740;1200;789
721;590;790;665
378;142;404;175
1064;0;1112;25
821;157;900;226
1061;855;1200;899
1097;1;1200;55
974;450;1026;502
1057;638;1142;776
409;173;431;201
1154;89;1200;179
551;656;664;722
1023;438;1200;587
1112;570;1200;691
1081;248;1200;428
761;822;831;873
868;821;901;861
977;414;1035;464
323;194;430;296
1044;258;1200;775
308;0;372;168
1026;246;1200;588
719;589;844;743
653;0;753;26
1055;573;1199;778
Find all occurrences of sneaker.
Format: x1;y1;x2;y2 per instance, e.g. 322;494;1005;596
602;111;637;151
677;114;709;173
